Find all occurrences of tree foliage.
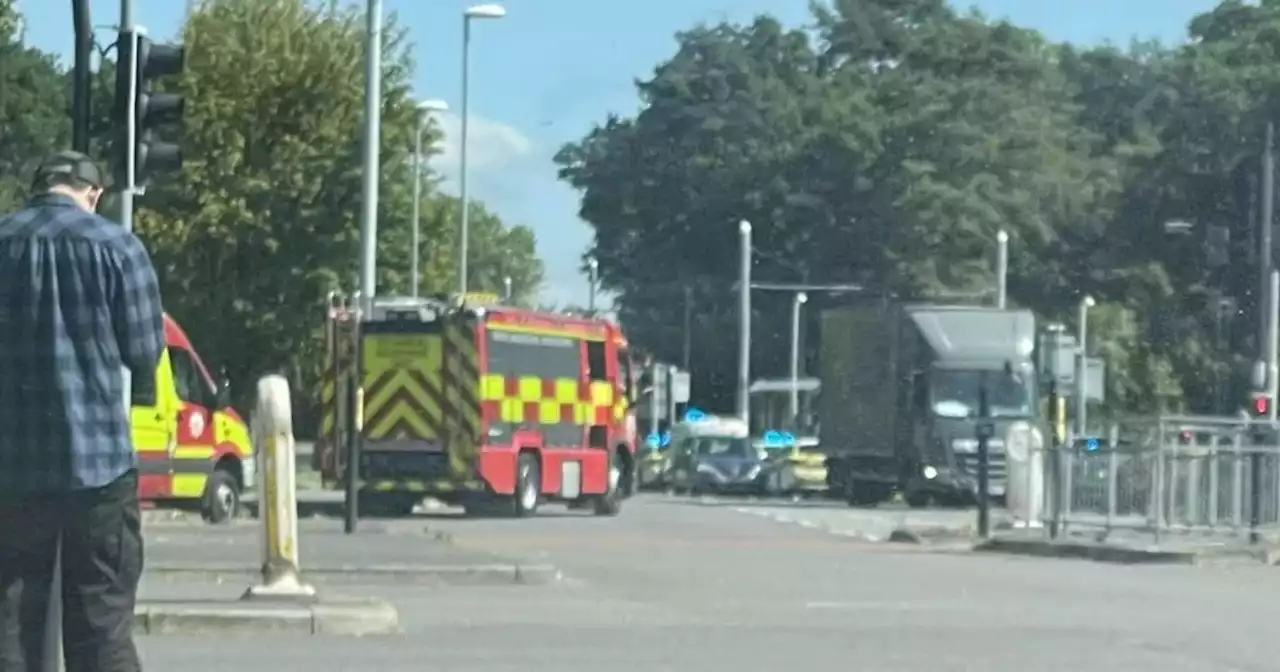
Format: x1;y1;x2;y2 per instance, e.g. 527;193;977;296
0;0;544;425
0;0;68;212
558;0;1280;415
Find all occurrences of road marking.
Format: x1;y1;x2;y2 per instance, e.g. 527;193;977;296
804;600;966;611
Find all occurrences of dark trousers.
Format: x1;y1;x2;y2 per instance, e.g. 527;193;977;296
0;471;143;672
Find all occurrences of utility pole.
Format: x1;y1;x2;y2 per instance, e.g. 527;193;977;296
359;0;382;308
1260;122;1274;386
681;286;693;371
995;229;1008;309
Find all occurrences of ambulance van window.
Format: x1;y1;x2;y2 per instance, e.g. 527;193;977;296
170;348;214;408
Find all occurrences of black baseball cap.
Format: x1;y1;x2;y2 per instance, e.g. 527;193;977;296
31;150;107;190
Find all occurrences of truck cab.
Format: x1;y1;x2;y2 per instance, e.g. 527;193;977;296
820;302;1044;507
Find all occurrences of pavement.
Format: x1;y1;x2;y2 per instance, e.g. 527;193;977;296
126;491;1280;670
143;515;559;585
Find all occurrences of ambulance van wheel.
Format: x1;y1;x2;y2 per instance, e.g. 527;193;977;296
201;468;241;524
512;452;541;517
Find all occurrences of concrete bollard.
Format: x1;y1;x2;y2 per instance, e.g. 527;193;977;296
243;375;316;601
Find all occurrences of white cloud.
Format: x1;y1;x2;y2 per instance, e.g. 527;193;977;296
422;112;603;308
427;112;533;181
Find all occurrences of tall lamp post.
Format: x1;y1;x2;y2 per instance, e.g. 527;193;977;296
1076;295;1096;438
789;291;808;426
411;99;448;298
458;3;506;295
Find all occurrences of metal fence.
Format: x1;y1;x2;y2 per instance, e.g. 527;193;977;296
1018;415;1280;542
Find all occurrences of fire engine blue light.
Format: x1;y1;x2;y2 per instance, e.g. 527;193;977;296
1085;438;1099;452
646;431;671;448
761;430;795;448
684;408;707;422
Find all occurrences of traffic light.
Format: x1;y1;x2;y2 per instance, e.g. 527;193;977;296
114;28;185;188
1252;393;1271;418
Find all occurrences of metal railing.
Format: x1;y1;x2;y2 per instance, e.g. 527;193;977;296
1025;415;1280;542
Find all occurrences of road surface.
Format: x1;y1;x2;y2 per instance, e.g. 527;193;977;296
139;493;1280;671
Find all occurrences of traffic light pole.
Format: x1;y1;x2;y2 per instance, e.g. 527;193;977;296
975;372;992;539
1268;270;1279;422
120;0;137;233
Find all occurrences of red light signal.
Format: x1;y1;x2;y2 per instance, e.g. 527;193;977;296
1255;396;1271;416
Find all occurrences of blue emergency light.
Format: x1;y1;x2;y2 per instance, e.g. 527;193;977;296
684;407;707;422
761;430;795;448
645;431;671;448
1085;438;1099;452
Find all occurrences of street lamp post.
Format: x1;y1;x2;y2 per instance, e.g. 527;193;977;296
789;291;807;426
458;3;506;296
1076;295;1096;438
587;257;598;315
411;99;448;298
737;220;752;424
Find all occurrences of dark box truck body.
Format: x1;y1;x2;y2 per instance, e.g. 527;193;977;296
819;301;1039;507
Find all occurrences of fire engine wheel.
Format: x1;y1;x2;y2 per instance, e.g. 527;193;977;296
592;459;624;517
512;452;541;517
201;469;240;524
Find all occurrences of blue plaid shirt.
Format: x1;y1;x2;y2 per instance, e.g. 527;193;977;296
0;193;165;493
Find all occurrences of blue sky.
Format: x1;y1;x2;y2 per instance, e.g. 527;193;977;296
20;0;1220;306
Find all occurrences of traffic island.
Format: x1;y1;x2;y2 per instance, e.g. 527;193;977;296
134;596;399;636
143;560;562;586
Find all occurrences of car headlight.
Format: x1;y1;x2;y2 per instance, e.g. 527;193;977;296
922;465;938;479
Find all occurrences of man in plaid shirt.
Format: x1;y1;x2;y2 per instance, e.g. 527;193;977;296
0;151;165;672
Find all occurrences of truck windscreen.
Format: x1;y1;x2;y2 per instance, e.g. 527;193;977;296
930;369;1033;419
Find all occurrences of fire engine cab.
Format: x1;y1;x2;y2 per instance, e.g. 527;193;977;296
315;293;639;517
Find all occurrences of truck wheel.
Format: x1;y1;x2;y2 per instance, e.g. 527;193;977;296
201;469;240;524
845;482;886;508
359;492;419;517
905;491;932;508
512;452;541;517
592;456;624;517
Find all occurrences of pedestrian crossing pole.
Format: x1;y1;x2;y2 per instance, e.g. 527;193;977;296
1048;379;1066;540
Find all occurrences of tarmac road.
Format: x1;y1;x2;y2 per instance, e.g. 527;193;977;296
139;493;1280;671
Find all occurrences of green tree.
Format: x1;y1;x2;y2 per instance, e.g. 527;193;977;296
129;0;542;420
0;0;69;212
558;4;1125;412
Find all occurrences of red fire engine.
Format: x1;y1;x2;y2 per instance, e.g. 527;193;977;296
315;294;639;517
